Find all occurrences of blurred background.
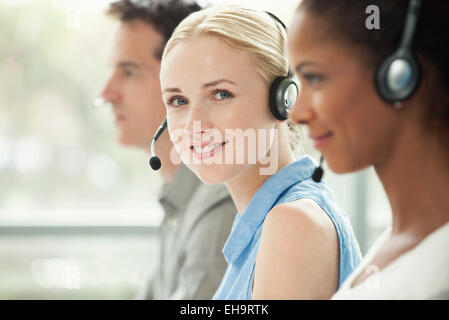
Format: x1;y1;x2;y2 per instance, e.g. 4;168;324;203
0;0;391;299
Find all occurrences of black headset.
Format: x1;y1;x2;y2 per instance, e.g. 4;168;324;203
149;11;299;170
265;12;300;121
375;0;421;106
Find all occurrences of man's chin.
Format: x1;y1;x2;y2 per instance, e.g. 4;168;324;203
117;133;139;149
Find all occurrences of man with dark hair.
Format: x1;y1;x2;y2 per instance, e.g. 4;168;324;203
101;0;236;299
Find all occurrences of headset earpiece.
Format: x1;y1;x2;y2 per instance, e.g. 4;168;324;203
376;49;421;104
265;11;300;121
269;73;299;121
375;0;421;105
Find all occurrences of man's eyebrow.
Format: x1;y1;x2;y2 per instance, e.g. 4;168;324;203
117;61;140;69
201;79;236;89
295;61;318;72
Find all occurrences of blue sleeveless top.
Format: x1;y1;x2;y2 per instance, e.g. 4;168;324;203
213;156;362;300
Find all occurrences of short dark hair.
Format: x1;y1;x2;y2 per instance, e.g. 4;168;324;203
298;0;449;144
107;0;202;59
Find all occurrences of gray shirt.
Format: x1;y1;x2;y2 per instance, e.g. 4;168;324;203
137;165;236;299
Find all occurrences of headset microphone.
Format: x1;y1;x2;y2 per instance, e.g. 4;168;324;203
312;155;324;183
149;117;167;171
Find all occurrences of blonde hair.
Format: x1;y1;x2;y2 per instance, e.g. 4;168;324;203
162;4;303;153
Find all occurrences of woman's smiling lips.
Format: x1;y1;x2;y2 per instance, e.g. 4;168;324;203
310;132;333;149
190;141;228;160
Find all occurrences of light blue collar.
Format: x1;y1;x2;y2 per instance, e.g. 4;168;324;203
222;155;317;264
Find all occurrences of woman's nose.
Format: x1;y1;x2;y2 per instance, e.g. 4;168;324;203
289;92;314;125
185;104;214;136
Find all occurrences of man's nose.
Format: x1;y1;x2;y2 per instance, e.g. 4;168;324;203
100;75;120;104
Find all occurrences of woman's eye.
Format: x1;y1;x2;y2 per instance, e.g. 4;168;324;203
167;96;188;107
303;73;325;85
212;89;233;101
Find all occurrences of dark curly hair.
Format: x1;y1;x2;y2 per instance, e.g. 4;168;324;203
106;0;202;59
298;0;449;144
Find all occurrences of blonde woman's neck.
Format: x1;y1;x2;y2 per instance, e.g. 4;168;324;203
225;124;296;214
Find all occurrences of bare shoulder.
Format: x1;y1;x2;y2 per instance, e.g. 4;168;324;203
253;198;339;299
264;198;337;241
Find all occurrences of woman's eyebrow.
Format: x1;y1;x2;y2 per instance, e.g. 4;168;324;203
162;87;182;94
162;79;237;94
202;79;236;89
295;61;318;73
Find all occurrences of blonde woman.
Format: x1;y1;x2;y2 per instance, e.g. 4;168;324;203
159;4;361;299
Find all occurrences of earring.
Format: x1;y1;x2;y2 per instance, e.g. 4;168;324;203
393;101;403;109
